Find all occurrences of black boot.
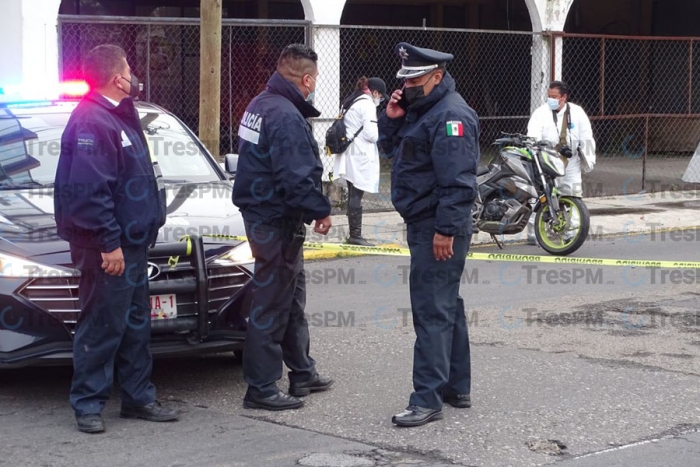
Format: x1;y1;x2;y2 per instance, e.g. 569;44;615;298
346;207;373;246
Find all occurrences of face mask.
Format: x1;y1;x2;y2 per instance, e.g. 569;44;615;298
305;76;316;104
547;97;560;110
372;96;383;107
120;74;141;99
402;85;425;108
305;89;315;104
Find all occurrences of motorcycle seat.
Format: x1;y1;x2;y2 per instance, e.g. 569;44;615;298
477;165;489;176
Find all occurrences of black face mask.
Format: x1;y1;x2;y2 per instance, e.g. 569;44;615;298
120;74;141;99
400;84;425;110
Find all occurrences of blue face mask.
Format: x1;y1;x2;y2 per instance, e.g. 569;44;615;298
547;97;561;110
305;76;316;104
305;89;315;104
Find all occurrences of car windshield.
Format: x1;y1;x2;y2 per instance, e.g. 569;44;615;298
0;103;221;188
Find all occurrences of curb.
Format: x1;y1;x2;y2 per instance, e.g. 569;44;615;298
303;243;405;261
303;225;700;261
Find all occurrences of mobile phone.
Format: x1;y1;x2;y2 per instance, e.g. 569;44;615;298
397;82;409;111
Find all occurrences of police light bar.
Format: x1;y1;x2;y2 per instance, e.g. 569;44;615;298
59;80;90;98
0;80;89;105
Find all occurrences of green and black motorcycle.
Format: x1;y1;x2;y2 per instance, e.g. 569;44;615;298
471;133;590;256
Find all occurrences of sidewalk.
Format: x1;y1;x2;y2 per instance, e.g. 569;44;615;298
305;190;700;260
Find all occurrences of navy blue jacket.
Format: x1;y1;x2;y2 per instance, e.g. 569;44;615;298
232;72;331;225
378;73;479;236
54;92;166;252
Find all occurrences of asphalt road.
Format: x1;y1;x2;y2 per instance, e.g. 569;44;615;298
2;230;700;467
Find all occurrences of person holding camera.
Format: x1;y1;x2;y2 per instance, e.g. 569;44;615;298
526;80;596;244
333;76;389;246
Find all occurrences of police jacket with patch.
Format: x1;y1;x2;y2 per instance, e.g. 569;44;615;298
54;91;166;253
232;72;331;225
378;72;479;236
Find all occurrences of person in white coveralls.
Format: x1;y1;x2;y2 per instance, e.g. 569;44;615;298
526;80;596;244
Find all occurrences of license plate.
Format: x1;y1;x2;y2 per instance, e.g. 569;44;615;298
150;294;177;320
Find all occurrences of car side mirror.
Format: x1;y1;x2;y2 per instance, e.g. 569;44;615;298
224;153;238;176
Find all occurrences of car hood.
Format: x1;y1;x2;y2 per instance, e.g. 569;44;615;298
0;181;246;267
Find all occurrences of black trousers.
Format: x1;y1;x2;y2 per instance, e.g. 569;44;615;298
69;245;156;416
406;217;472;409
346;181;364;212
243;219;316;397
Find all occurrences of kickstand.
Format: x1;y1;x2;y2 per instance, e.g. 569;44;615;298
491;234;504;250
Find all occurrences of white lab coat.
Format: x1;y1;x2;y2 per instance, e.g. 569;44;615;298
333;94;380;193
527;102;596;197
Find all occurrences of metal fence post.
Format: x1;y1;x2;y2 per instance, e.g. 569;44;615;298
689;39;693;115
146;23;151;102
600;37;606;116
57;17;64;81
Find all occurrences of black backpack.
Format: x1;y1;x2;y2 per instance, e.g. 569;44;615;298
324;97;364;155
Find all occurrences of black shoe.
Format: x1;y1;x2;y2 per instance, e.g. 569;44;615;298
443;393;471;408
76;414;105;434
120;401;179;422
288;374;334;397
391;405;443;427
243;391;305;411
346;236;374;247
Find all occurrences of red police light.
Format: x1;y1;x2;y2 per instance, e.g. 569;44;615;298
59;80;90;98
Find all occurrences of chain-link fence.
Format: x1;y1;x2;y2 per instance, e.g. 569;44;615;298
58;17;700;212
315;25;550;211
58;15;308;156
559;34;700;197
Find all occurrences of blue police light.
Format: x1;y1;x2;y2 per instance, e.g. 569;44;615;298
0;81;89;106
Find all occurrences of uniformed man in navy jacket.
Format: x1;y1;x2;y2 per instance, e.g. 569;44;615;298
379;43;479;427
54;44;177;433
232;44;334;411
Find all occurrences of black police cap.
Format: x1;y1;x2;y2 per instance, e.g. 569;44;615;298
395;42;454;79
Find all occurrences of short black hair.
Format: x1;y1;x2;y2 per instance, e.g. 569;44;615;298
82;44;127;89
277;44;318;79
549;80;570;98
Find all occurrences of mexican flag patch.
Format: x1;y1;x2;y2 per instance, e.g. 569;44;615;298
446;121;464;137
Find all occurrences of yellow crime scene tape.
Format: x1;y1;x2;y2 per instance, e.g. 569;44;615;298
166;234;700;270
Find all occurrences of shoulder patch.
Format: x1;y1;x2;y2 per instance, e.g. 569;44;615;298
239;110;262;144
446;121;464;137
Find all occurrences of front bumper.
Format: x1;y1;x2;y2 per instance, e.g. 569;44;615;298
0;235;252;369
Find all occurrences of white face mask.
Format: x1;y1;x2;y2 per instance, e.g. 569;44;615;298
372;96;383;106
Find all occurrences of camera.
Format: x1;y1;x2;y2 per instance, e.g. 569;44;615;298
558;145;574;159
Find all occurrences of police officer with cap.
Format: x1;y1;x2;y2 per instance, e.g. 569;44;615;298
378;43;479;427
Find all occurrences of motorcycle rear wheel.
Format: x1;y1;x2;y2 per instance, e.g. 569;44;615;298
534;196;590;256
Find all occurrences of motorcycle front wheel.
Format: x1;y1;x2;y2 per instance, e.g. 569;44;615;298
534;196;590;256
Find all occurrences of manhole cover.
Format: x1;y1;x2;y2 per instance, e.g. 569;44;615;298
298;453;375;467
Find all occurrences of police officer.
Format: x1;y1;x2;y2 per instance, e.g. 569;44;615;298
232;44;334;411
54;44;177;433
378;43;479;427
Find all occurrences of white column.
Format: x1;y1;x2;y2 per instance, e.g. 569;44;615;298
301;0;347;183
530;35;550;113
0;0;62;97
545;0;573;82
301;0;346;25
525;0;574;112
311;26;341;182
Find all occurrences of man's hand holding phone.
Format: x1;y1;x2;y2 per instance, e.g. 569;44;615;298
386;86;407;119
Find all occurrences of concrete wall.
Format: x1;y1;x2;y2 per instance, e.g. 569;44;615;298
0;0;62;97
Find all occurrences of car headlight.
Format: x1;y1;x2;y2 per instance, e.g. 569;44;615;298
211;242;254;266
0;252;78;278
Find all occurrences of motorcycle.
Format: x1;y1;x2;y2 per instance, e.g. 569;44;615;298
471;133;590;256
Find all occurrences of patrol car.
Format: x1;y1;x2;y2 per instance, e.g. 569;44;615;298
0;81;252;368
